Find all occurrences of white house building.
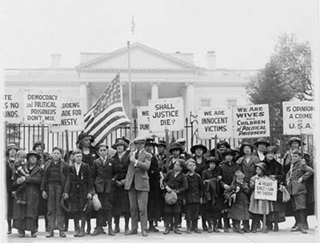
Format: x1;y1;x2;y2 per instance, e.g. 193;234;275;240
4;42;257;150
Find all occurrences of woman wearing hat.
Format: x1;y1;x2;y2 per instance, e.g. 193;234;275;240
76;132;98;169
145;138;161;233
33;141;51;168
253;138;270;162
235;142;260;232
12;150;42;237
6;143;19;234
165;143;185;174
76;132;99;233
219;148;238;232
32;141;51;232
190;144;208;231
263;146;285;231
209;141;231;165
112;137;131;234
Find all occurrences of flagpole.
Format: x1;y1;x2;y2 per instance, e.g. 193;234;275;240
127;41;133;140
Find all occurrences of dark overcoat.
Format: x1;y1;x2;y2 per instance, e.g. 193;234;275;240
12;165;42;223
69;162;94;212
113;151;130;215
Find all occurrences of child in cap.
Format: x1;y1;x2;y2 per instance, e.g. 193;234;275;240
202;157;222;233
185;159;202;234
285;149;314;234
227;170;250;233
163;159;188;235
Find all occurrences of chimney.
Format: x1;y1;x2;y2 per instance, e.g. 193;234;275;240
206;51;216;69
51;54;61;68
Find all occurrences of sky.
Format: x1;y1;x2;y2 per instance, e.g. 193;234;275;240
1;0;319;70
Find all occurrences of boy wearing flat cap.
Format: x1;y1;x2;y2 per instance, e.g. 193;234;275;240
185;159;202;234
285;149;314;234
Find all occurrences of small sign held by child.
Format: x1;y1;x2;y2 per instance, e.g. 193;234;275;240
254;178;277;201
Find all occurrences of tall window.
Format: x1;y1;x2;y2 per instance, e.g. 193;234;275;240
200;99;211;107
227;99;237;107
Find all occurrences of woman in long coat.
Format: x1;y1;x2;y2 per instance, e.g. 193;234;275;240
6;143;19;234
263;146;285;231
12;150;42;237
145;138;161;232
112;137;131;233
76;132;99;234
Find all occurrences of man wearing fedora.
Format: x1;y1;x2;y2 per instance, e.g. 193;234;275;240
283;137;313;231
124;137;151;237
145;138;161;232
253;137;270;162
41;147;70;238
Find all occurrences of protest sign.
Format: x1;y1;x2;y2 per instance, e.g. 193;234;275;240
283;102;314;135
233;104;270;138
198;107;232;139
137;106;151;136
3;90;23;123
50;97;85;132
254;178;277;201
149;97;184;132
23;90;62;124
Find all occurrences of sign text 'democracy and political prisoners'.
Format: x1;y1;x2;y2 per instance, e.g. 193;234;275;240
23;90;62;124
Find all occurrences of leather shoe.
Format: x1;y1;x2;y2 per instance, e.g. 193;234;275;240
46;231;54;238
273;223;279;232
91;228;101;236
18;231;25;238
125;229;138;235
114;225;120;233
59;231;66;237
291;225;300;232
300;225;307;234
174;229;182;234
108;227;115;236
31;231;37;238
79;229;85;237
163;228;170;235
142;229;148;237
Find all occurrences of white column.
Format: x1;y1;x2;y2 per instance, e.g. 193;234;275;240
185;83;195;117
151;83;159;100
80;82;89;112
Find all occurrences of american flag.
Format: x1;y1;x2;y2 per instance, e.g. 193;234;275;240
84;73;130;146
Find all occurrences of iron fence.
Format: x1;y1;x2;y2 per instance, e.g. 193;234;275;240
5;113;314;161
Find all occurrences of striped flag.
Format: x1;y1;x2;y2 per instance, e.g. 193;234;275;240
84;73;130;146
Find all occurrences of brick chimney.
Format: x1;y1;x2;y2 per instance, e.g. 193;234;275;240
206;51;216;69
51;54;61;68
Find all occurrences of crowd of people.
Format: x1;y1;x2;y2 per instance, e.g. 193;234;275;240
5;133;315;238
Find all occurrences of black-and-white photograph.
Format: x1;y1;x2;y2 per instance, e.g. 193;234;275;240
1;0;319;242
